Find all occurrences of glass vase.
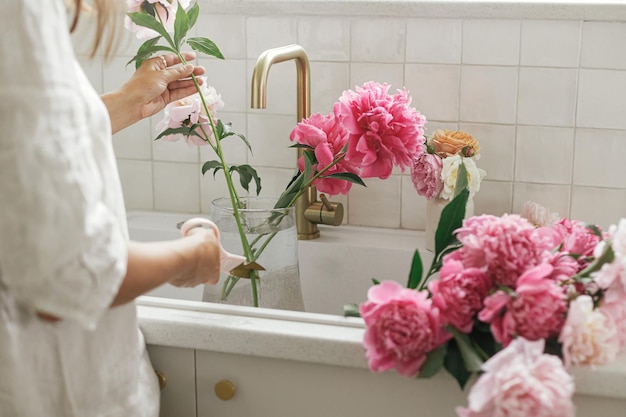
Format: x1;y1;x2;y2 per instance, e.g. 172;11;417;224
425;196;474;252
202;197;305;311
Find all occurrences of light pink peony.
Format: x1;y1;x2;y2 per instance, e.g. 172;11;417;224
592;260;626;348
289;113;360;195
125;0;186;41
360;280;449;377
334;82;426;180
478;263;568;346
456;338;575;417
155;83;224;146
410;151;443;199
456;214;553;288
429;255;492;333
559;295;619;368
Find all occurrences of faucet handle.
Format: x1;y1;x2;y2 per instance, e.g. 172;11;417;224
303;194;344;226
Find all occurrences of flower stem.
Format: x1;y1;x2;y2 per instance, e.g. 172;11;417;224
175;52;259;306
284;152;349;208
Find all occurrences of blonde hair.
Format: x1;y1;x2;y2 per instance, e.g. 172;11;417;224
68;0;120;58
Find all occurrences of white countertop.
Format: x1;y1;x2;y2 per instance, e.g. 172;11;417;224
200;0;626;20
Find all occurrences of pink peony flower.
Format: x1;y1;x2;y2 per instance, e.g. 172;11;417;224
541;251;579;283
155;83;224;146
429;255;492;333
479;263;568;346
334;82;426;180
550;219;602;270
360;281;449;377
559;295;619;368
125;0;186;41
456;214;553;288
289;113;360;196
410;151;443;199
456;338;575;417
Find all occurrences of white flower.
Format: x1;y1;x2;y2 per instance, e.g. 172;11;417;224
558;295;619;368
608;218;626;261
520;201;560;227
439;154;485;201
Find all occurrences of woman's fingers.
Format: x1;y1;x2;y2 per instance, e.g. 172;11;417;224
161;51;198;68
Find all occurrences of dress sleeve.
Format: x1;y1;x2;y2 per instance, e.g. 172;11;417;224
0;0;127;329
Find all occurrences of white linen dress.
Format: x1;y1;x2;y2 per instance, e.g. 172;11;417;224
0;1;160;416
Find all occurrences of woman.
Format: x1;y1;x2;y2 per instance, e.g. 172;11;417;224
0;0;220;415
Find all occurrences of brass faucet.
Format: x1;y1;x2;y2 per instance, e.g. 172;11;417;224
251;44;343;240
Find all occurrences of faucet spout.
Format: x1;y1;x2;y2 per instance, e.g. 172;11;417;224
251;44;310;123
251;44;343;240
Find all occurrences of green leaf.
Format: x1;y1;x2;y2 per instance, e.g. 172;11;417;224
343;303;361;318
454;161;469;198
155;126;192;140
217;120;253;153
434;188;469;255
430;242;462;273
186;2;200;30
142;2;157;18
129;45;178;69
274;171;304;209
406;250;423;290
443;339;473;389
201;160;223;176
323;172;367;187
126;12;176;48
173;3;190;49
585;223;603;238
574;242;615;279
469;324;500;358
231;165;262;195
289;143;315;149
418;344;447;379
446;326;484;373
235;133;252;152
187;37;225;60
302;151;314;184
371;278;380;285
127;37;159;67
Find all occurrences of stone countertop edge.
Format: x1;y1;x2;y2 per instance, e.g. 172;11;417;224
199;0;626;21
137;296;626;400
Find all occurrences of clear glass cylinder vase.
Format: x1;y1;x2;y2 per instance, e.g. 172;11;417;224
202;197;305;311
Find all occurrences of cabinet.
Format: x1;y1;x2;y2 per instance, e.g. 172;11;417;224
150;346;626;417
147;345;197;417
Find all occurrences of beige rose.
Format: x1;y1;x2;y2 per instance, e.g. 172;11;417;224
429;129;480;158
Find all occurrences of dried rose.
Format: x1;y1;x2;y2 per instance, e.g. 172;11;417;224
429;129;480;158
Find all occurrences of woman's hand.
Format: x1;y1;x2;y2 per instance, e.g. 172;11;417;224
101;51;206;134
169;227;221;288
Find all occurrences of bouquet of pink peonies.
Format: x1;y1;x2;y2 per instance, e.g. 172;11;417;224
349;187;626;416
410;129;486;202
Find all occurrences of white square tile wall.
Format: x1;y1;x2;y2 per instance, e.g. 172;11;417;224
79;13;626;231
